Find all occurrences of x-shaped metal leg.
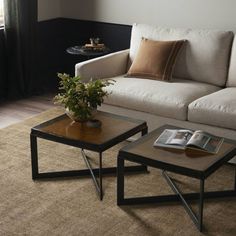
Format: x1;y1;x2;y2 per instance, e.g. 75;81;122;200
31;134;148;201
117;155;236;231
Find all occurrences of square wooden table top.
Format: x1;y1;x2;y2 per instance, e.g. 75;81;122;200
120;125;236;179
31;111;147;152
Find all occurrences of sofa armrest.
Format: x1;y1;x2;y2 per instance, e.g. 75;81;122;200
75;49;129;82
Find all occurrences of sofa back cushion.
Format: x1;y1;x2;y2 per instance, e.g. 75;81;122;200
129;23;234;87
227;36;236;87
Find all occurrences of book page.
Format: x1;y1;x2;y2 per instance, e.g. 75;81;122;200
202;136;224;153
187;131;210;149
154;129;173;146
166;130;193;146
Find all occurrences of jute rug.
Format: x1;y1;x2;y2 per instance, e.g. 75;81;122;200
0;107;235;236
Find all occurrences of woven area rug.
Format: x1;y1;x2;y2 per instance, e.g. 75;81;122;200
0;107;235;236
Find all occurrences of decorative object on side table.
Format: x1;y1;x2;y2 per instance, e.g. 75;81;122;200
89;37;101;46
54;73;113;124
83;37;105;51
66;37;110;59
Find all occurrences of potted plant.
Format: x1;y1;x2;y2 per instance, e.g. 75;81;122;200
54;73;113;122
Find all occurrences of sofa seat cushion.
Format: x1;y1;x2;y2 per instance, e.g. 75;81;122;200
104;76;220;121
188;88;236;129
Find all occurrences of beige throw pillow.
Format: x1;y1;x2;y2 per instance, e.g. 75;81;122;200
126;38;186;81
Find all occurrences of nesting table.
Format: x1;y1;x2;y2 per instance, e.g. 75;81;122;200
117;125;236;231
30;111;147;200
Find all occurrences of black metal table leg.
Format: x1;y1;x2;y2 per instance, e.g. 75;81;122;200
81;149;101;198
234;166;236;190
117;154;125;205
99;152;103;200
81;150;147;201
162;171;201;229
162;171;205;232
117;156;236;232
141;127;148;171
30;143;147;201
198;180;204;231
142;127;148;136
30;134;39;179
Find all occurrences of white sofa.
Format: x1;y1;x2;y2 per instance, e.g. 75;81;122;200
75;23;236;163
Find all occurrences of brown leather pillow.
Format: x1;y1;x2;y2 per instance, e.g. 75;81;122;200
126;38;186;81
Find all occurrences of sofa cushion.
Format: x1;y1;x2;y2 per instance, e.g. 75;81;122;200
126;38;185;81
227;37;236;87
188;88;236;130
129;23;234;86
104;76;220;121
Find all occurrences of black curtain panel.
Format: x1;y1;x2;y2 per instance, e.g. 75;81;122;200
3;0;37;98
0;29;7;100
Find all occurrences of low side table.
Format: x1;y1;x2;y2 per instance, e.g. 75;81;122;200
30;111;148;200
117;125;236;231
66;46;110;59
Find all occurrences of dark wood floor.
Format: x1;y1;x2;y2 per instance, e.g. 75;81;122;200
0;94;56;128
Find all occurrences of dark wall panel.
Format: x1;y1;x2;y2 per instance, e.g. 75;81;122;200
37;18;131;91
37;18;72;91
90;21;132;52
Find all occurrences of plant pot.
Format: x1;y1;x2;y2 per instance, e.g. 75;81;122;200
65;107;97;122
86;119;102;128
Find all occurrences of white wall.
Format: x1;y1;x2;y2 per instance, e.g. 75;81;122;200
60;0;236;31
38;0;61;21
61;0;95;22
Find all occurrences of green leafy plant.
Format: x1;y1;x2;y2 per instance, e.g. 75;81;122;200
54;73;113;122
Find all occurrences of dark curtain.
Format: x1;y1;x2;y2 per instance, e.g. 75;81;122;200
3;0;37;98
0;29;7;100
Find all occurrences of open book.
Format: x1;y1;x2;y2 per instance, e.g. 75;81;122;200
153;129;224;154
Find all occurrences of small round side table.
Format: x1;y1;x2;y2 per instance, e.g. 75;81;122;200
66;46;110;59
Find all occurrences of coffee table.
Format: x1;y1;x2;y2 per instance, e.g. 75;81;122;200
117;125;236;231
30;111;147;200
